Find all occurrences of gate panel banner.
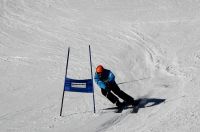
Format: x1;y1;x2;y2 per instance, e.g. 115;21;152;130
64;78;93;93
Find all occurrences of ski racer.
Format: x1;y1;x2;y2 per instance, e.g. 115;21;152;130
94;65;138;112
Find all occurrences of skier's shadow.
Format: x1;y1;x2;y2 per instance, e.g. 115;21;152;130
138;98;166;108
103;98;166;110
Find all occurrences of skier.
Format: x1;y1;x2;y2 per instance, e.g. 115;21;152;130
94;65;138;112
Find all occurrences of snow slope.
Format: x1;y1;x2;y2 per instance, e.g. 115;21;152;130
1;0;200;131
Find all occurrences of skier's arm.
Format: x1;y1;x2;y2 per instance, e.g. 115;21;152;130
107;71;115;82
94;73;106;89
103;70;115;84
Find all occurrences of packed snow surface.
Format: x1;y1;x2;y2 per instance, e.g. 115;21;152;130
1;0;200;132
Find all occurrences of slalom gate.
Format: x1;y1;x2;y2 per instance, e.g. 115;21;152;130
60;45;96;116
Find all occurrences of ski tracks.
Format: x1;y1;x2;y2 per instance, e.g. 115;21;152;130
96;110;131;132
122;28;186;77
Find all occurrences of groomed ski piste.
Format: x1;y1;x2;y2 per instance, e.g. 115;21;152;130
1;0;200;132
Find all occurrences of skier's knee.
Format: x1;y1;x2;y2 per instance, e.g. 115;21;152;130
101;89;107;96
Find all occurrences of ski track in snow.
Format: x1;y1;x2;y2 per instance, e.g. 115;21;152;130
1;0;200;132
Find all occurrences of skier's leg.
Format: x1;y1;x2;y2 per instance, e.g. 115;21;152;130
109;82;134;104
101;89;124;107
101;89;119;104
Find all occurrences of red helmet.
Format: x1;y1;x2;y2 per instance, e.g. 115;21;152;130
96;65;104;74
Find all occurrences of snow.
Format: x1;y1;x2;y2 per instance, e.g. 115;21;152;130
1;0;200;131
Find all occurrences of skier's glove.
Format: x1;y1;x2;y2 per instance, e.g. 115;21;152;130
103;79;109;86
104;87;110;97
104;86;110;92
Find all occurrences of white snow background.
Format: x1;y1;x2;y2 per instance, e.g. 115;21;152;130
1;0;200;132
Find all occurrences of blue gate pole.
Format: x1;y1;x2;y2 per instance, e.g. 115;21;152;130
89;45;96;113
60;47;70;116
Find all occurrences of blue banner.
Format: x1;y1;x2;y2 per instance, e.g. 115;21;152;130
64;77;93;93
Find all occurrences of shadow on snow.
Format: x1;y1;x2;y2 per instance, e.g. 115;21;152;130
103;98;166;110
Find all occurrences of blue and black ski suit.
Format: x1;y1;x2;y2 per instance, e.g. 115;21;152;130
94;69;134;107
